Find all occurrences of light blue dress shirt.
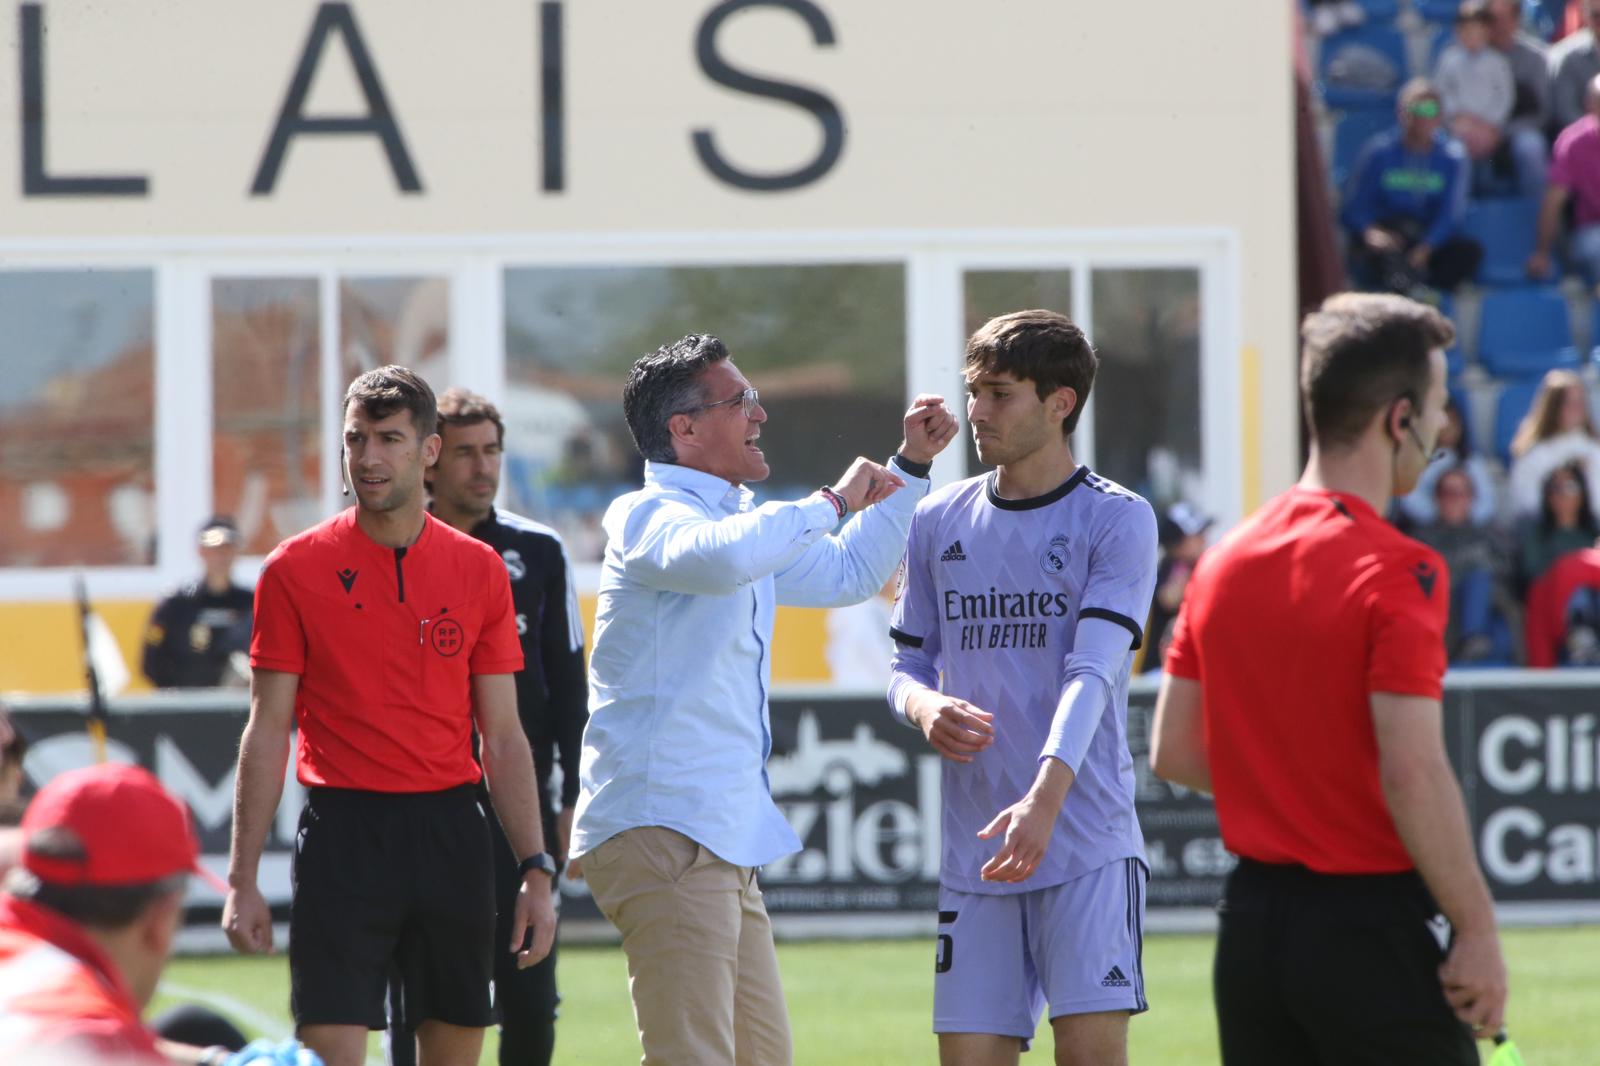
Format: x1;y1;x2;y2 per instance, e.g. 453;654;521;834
570;458;928;868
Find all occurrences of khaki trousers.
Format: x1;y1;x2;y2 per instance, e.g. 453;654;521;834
583;826;792;1066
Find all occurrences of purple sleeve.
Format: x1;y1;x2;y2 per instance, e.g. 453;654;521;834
887;507;941;726
1078;500;1160;652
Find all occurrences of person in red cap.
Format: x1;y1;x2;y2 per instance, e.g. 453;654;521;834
0;762;233;1065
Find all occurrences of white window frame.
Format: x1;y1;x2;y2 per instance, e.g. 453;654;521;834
0;226;1239;602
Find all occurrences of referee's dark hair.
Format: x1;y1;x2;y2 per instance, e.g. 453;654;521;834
1300;293;1454;450
623;333;729;463
344;365;439;439
964;310;1098;438
3;828;185;931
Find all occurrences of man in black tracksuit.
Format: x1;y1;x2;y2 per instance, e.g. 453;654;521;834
387;388;588;1066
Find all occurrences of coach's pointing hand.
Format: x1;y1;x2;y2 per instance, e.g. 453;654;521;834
222;883;274;954
512;872;558;969
905;691;995;763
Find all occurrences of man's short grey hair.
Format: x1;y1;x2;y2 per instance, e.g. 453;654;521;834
622;334;730;463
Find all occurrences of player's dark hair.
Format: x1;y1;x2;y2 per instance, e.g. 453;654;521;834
1299;293;1453;450
344;365;438;439
623;334;729;463
4;828;185;930
964;310;1097;437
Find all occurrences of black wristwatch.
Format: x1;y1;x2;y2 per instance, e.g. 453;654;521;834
518;853;558;879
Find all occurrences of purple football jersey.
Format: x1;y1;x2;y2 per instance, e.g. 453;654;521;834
889;467;1158;894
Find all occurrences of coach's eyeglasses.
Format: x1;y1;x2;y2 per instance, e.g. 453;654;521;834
694;387;761;418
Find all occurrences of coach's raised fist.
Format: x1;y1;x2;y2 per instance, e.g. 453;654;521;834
831;458;905;513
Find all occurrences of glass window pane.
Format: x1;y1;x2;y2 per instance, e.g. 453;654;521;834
340;277;450;386
1090;268;1203;506
504;264;908;561
0;269;155;566
961;270;1075;473
212;278;322;555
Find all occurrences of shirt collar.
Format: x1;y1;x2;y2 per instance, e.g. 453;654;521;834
644;461;752;514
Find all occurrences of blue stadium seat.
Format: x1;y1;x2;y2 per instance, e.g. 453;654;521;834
1415;0;1464;24
1356;0;1401;19
1317;24;1408;110
1526;0;1564;40
1494;379;1542;462
1461;198;1547;286
1478;287;1580;379
1331;107;1395;192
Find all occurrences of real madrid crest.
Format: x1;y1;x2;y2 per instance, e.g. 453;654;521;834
502;549;527;582
1040;534;1069;574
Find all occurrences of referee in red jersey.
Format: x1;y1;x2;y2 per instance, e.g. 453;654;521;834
1151;293;1507;1064
223;366;557;1066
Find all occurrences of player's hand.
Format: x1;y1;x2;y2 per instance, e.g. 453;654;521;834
899;395;958;464
831;458;906;512
905;690;994;763
977;793;1058;883
512;874;558;969
222;883;274;954
1438;927;1508;1036
556;807;574;865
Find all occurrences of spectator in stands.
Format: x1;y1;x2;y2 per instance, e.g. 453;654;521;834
1549;0;1600;129
1342;79;1483;295
1487;0;1554;196
1412;466;1510;662
1507;369;1600;516
1436;3;1531;193
1529;73;1600;292
1399;394;1501;527
1524;544;1600;665
1307;0;1371;37
1516;462;1600;589
141;516;253;689
1141;502;1212;674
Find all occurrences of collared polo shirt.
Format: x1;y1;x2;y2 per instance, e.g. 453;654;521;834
251;508;524;792
1164;488;1448;874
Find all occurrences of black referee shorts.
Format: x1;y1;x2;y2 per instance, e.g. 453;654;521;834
290;784;495;1031
1213;858;1477;1066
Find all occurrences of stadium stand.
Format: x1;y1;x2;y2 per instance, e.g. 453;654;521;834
1461;196;1548;283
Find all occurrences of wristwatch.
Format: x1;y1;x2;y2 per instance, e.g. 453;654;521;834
518;852;558;879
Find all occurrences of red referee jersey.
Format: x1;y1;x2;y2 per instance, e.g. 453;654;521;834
0;896;163;1064
1164;488;1449;874
251;509;524;792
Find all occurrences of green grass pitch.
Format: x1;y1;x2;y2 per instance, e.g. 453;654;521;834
154;928;1600;1064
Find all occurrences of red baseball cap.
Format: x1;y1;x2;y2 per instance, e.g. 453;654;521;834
20;763;228;892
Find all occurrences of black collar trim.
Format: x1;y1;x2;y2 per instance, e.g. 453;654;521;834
984;466;1089;511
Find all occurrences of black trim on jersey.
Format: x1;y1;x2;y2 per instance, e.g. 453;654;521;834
1080;607;1144;651
889;626;924;648
393;547;407;603
983;466;1088;511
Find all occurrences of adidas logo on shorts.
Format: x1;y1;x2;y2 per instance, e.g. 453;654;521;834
1100;965;1131;988
940;540;967;562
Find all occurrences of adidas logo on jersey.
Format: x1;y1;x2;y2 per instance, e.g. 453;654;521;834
940;540;967;562
1100;965;1131;988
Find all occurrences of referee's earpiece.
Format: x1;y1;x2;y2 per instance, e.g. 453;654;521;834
340;446;350;497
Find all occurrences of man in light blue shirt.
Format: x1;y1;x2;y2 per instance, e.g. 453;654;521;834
569;333;955;1066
